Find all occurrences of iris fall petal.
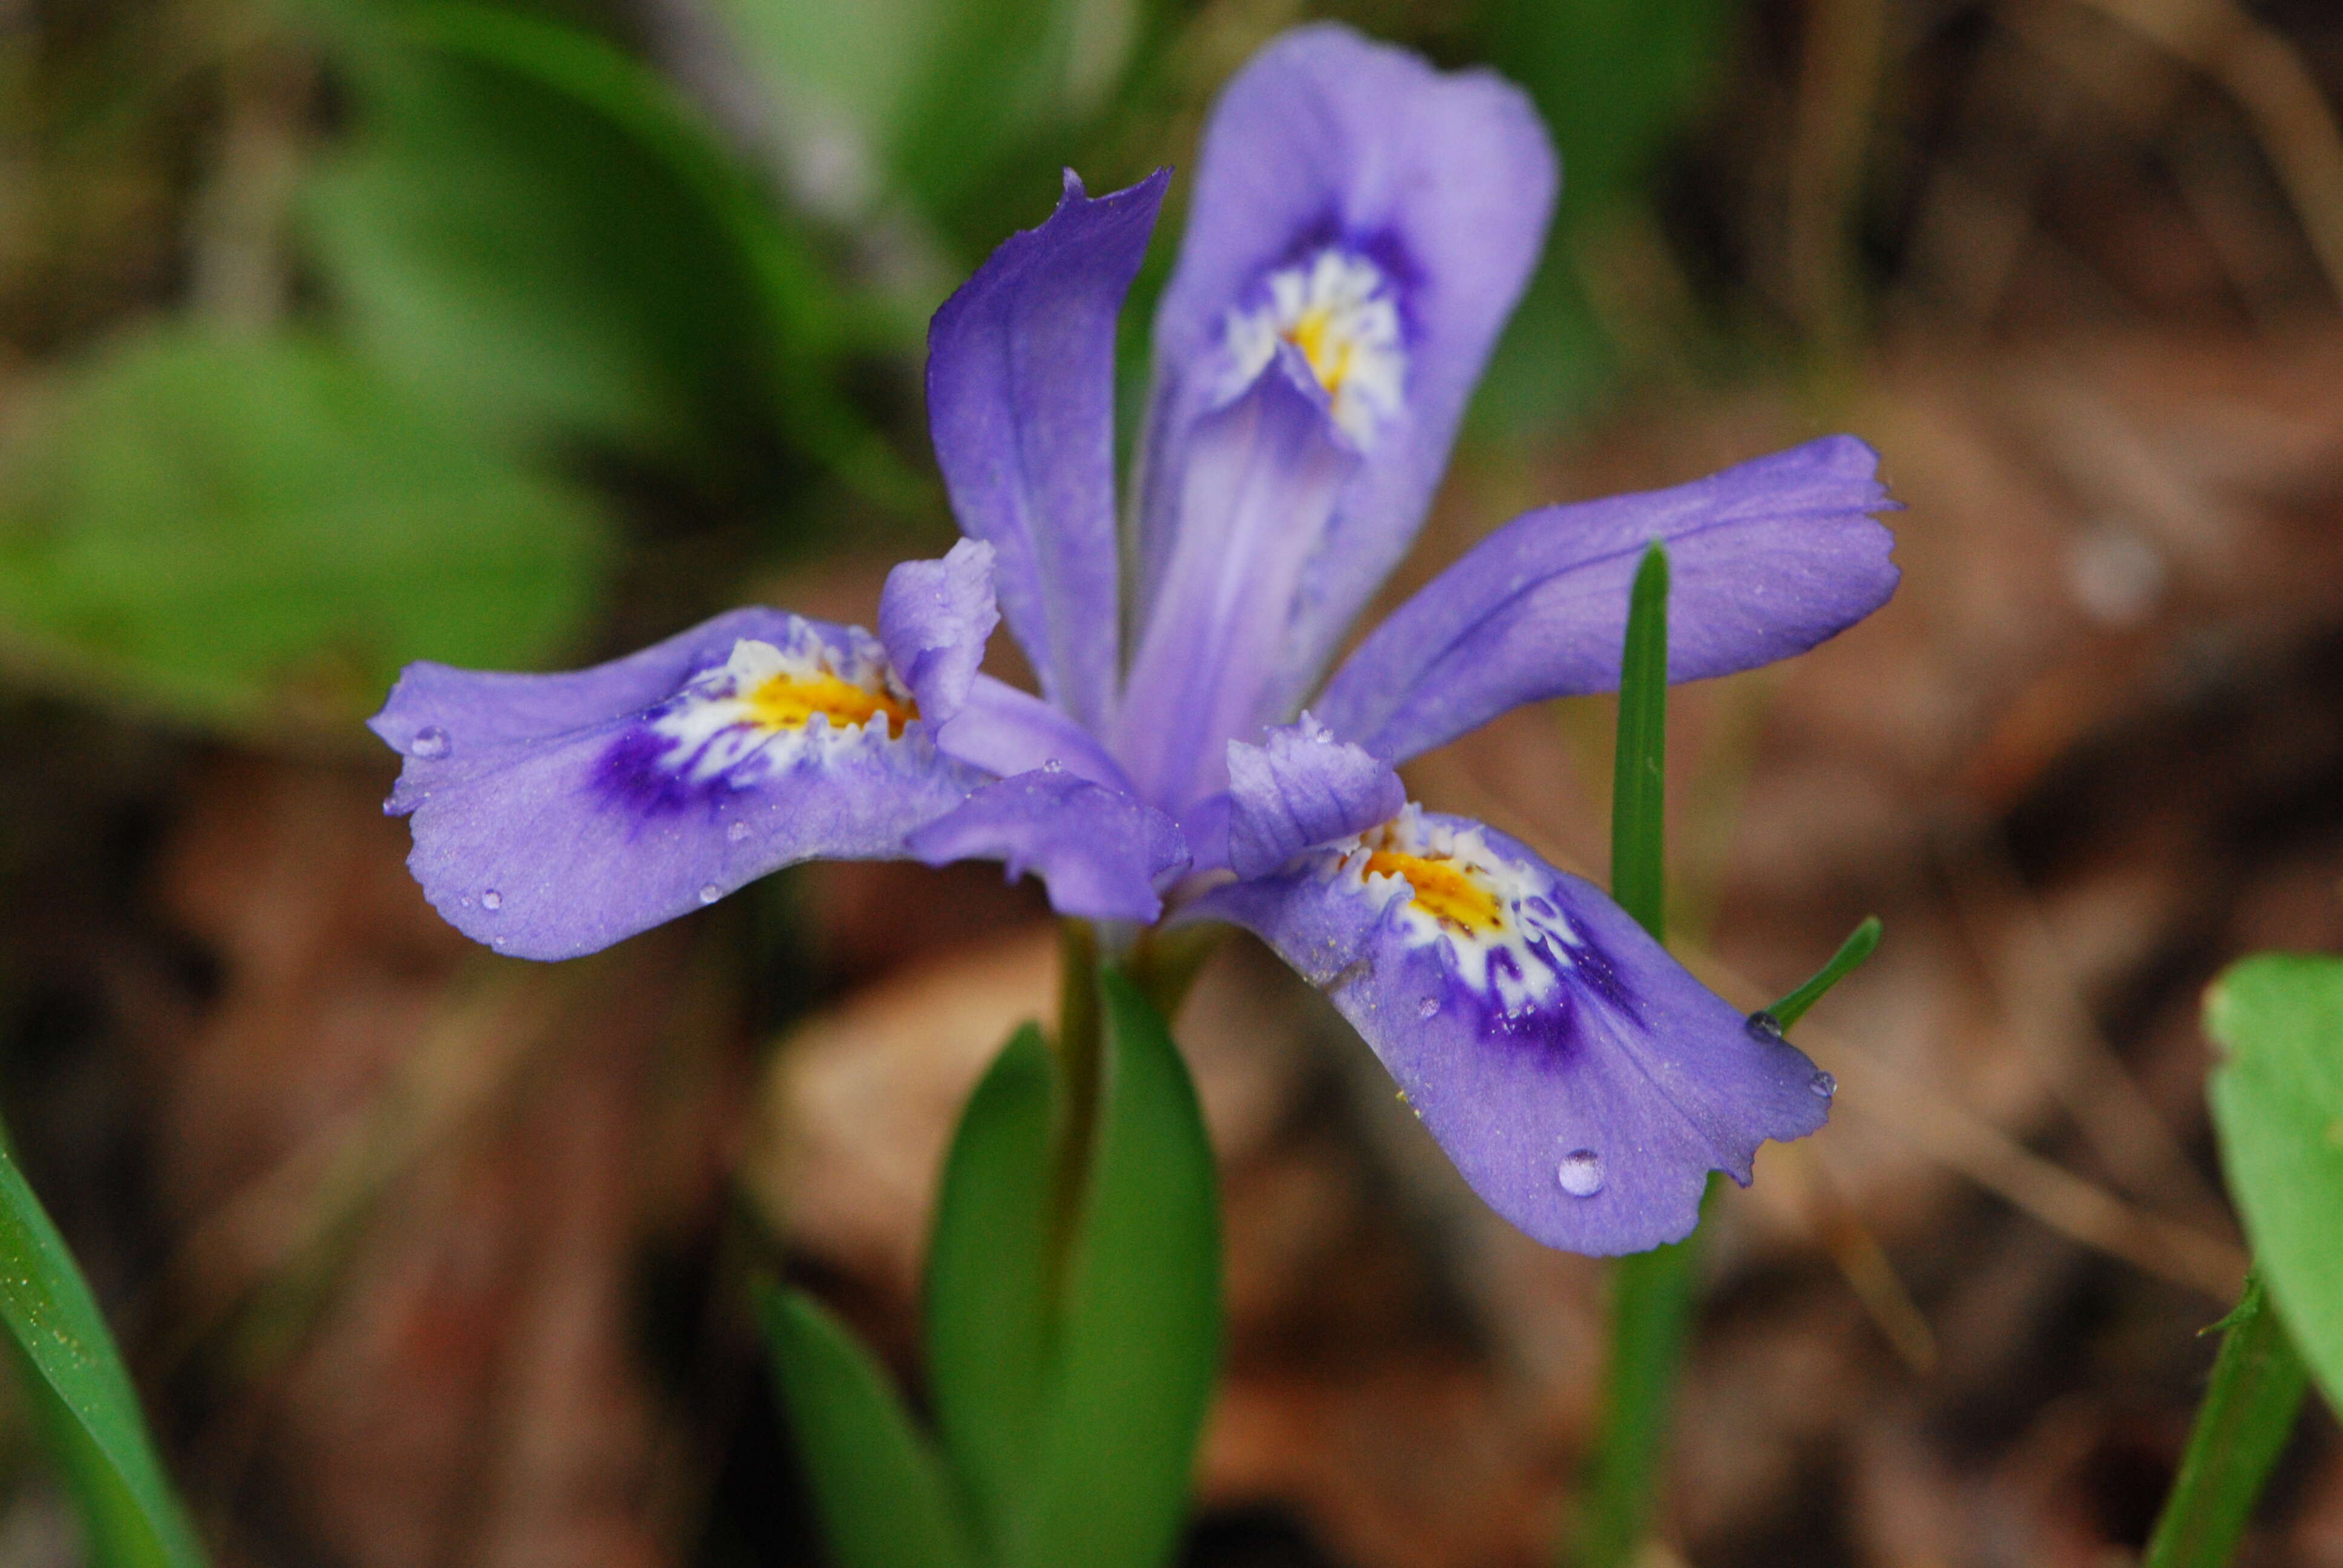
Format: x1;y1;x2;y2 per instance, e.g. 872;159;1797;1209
1191;808;1832;1253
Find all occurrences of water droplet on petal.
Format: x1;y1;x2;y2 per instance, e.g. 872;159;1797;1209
480;889;502;911
1557;1149;1605;1197
1416;996;1440;1019
1041;758;1064;773
410;725;450;759
1808;1070;1837;1100
1745;1009;1784;1042
726;821;751;843
698;883;722;905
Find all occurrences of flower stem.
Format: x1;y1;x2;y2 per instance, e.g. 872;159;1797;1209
1052;919;1106;1270
2142;1272;2311;1568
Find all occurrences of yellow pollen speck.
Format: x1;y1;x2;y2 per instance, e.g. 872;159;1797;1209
745;670;915;739
1285;309;1354;395
1365;849;1504;935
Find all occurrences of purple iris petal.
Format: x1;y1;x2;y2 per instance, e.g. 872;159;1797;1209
1192;809;1830;1254
878;538;998;724
1113;346;1359;814
1314;436;1901;764
375;609;985;961
927;167;1168;735
1223;715;1406;878
1136;23;1556;717
908;771;1190;923
933;673;1134;791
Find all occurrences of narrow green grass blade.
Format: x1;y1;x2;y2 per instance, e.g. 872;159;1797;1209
1573;1191;1706;1568
1018;968;1220;1568
1766;916;1883;1031
755;1282;975;1568
1577;540;1679;1568
925;1024;1058;1557
0;1138;205;1567
1609;543;1670;941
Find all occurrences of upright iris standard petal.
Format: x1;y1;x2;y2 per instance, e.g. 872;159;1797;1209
908;771;1190;924
927;168;1168;734
1191;808;1832;1254
1314;437;1901;764
373;593;988;962
878;538;999;724
1136;24;1556;716
1221;716;1406;878
1113;348;1359;814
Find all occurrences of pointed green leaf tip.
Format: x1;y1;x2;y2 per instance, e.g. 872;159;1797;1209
754;1281;976;1568
2205;953;2343;1416
1609;541;1670;943
0;1136;206;1568
1767;916;1883;1032
924;1024;1058;1557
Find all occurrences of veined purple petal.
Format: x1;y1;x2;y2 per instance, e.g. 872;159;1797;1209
1112;347;1359;815
1136;25;1556;718
1224;715;1405;878
878;538;998;724
933;673;1133;792
908;771;1189;923
927;167;1168;734
1190;807;1830;1254
1316;436;1901;763
373;611;981;961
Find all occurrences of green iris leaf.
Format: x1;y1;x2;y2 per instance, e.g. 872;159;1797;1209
2206;953;2343;1414
1015;968;1221;1568
923;1024;1060;1557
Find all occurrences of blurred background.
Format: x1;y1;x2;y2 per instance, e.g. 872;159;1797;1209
2;0;2342;1561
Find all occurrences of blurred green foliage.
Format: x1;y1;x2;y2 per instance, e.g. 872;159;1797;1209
0;326;609;731
1476;0;1740;426
0;0;1744;736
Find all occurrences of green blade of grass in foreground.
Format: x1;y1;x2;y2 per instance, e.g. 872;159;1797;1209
1573;548;1883;1568
1767;916;1883;1031
0;1134;206;1567
1606;543;1670;941
1576;541;1677;1568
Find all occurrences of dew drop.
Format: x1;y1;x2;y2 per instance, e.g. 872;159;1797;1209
1417;996;1440;1019
1041;758;1064;773
1808;1070;1837;1100
698;883;723;905
1745;1009;1784;1043
1556;1149;1605;1197
726;821;752;843
410;725;450;759
480;889;502;911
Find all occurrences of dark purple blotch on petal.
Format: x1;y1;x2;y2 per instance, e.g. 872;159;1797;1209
1191;812;1827;1254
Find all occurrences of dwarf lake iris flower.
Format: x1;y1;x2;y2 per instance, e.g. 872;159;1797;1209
370;25;1899;1254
